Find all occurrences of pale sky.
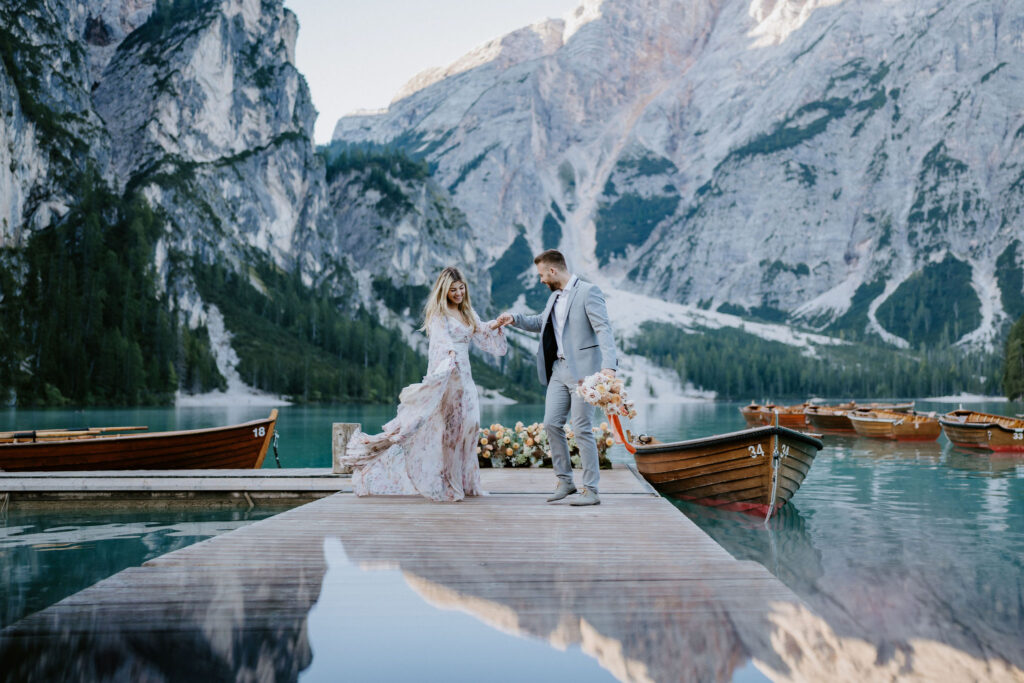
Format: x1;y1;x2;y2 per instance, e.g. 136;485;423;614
285;0;579;144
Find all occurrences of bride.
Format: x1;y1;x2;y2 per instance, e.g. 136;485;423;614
340;267;508;501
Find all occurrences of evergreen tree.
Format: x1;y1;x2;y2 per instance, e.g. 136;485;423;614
1003;315;1024;401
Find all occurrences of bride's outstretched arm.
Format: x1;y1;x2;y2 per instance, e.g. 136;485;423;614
473;311;508;357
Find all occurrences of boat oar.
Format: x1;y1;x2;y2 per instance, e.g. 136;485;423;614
0;425;148;442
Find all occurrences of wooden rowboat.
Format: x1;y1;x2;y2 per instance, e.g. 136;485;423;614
938;410;1024;452
803;403;857;433
0;410;278;471
848;409;940;441
803;401;915;434
740;402;809;429
632;424;823;520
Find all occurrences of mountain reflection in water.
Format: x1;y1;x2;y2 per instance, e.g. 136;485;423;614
669;434;1024;680
1;467;1021;682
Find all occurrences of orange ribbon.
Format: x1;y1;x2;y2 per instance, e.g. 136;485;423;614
608;413;636;454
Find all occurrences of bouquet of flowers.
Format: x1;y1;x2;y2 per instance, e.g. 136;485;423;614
477;421;614;469
576;370;637;419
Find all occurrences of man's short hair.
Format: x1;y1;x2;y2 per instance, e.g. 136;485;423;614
533;249;567;270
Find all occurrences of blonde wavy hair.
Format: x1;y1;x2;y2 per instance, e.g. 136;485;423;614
422;266;478;334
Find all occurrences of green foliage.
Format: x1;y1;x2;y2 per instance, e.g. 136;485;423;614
616;154;677;177
826;277;886;338
320;146;428;218
784;161;817;187
541;213;562;250
996;241;1024;320
321;145;429;184
180;324;226;393
0;170;187;405
760;259;810;280
1003;315;1024;401
981;62;1007;83
470;337;544;403
373;277;429;316
558;161;576;199
594;193;679;265
631;322;1001;401
0;21;86;168
549;201;564;222
448;144;497;193
119;0;218;57
490;230;533;309
193;260;427;403
523;283;551;311
717;303;789;324
724;98;851;164
876;255;982;347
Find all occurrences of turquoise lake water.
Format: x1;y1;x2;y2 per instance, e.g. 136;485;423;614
2;400;1022;678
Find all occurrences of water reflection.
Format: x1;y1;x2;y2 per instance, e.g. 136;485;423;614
2;488;1022;682
0;507;289;628
669;422;1024;677
317;523;769;683
0;515;325;681
301;538;615;682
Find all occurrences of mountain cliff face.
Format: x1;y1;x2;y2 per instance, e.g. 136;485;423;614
1;0;1016;404
0;0;496;404
333;0;1024;350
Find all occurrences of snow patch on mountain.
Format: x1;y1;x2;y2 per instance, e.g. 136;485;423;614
605;288;846;355
176;304;291;407
747;0;845;47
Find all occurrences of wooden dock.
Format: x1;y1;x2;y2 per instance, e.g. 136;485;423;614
2;469;1002;681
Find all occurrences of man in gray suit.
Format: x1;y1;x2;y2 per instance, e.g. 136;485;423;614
495;250;618;506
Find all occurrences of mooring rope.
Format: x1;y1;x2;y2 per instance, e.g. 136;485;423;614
272;431;282;468
765;411;782;524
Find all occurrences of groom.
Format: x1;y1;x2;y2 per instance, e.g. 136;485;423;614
495;250;617;506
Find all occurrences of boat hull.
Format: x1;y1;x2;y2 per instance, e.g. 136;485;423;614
849;412;940;441
739;405;808;429
804;411;854;433
939;411;1024;452
0;413;278;471
634;426;823;516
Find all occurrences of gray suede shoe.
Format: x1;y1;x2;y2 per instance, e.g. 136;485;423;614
546;480;578;502
569;487;601;506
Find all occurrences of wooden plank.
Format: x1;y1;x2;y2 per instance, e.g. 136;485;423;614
0;470;871;682
0;467;650;495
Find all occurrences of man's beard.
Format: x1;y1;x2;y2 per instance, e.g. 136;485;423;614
545;281;559;292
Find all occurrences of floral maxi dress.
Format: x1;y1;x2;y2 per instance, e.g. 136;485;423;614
340;312;507;501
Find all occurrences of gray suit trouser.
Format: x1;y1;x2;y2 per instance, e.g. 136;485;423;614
544;359;600;492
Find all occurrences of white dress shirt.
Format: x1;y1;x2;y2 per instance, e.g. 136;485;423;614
552;274;578;359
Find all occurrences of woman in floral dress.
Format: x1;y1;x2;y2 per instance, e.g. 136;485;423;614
340;267;508;501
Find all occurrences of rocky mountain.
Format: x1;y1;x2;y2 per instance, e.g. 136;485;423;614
333;0;1024;351
0;0;502;405
1;0;1016;405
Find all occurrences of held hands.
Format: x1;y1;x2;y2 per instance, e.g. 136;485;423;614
490;312;514;330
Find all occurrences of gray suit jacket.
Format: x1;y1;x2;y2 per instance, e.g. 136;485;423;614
512;280;618;386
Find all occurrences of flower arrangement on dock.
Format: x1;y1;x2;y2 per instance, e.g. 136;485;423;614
477;421;614;469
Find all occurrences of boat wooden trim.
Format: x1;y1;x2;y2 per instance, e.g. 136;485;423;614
739;403;809;429
803;403;856;433
938;410;1024;452
0;410;278;471
848;409;940;441
634;425;823;517
802;401;915;434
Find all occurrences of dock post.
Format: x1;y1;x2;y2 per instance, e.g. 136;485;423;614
332;423;360;474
